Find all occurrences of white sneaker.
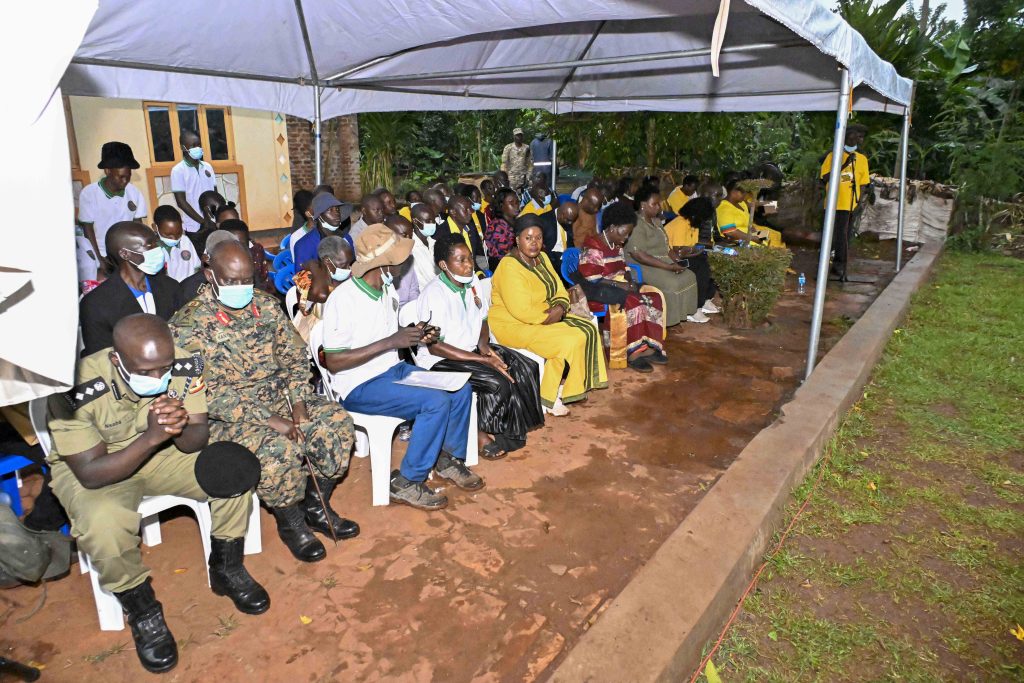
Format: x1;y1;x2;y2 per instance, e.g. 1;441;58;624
687;310;710;324
543;399;570;417
701;300;720;314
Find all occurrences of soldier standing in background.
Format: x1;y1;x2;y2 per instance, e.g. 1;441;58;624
501;127;533;192
171;240;357;563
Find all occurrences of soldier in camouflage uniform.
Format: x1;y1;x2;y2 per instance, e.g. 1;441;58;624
170;239;356;563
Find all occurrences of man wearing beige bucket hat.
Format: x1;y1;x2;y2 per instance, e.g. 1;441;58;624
321;225;484;510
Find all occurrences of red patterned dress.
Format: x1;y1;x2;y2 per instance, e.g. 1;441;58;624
578;234;665;357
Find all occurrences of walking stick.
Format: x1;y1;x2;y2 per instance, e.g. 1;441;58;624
283;393;338;547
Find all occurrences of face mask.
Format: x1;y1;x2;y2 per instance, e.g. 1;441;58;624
416;220;437;238
187;146;204;160
326;259;351;282
115;352;170;397
471;202;482;212
160;236;180;248
444;264;474;285
844;144;858;153
319;217;339;232
542;195;551;207
212;273;254;309
130;246;167;275
380;268;394;287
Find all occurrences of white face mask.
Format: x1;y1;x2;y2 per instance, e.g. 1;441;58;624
319;217;339;232
443;263;474;285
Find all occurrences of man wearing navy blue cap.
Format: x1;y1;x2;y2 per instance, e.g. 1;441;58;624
292;192;354;269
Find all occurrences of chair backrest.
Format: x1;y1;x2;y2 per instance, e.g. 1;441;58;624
279;233;291;251
307;322;337;402
284;286;300;321
560;247;581;283
271;249;293;272
274;263;297;295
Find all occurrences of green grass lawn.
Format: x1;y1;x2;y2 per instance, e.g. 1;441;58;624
702;251;1024;682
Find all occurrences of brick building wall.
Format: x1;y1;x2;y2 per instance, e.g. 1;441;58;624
286;114;362;202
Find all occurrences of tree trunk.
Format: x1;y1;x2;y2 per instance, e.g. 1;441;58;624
646;115;657;173
337;114;361;201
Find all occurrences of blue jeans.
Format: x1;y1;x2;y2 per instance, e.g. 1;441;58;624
343;362;472;482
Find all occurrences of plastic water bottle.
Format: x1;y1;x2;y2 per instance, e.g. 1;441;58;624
798;273;807;295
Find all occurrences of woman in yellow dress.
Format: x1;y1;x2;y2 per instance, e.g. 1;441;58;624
489;215;608;416
716;179;785;248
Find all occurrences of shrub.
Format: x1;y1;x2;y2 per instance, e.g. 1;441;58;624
708;247;792;328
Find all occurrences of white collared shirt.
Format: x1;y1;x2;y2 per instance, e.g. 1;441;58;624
414;273;488;369
321;276;400;399
410;233;438;290
78;179;148;256
170;159;217;232
162;234;200;282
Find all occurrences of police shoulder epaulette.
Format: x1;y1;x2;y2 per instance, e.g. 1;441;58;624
65;377;110;410
172;353;205;377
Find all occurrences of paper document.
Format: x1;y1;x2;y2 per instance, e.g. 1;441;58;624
394;371;472;392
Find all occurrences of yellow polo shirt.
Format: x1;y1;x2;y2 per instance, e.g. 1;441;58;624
820;151;870;211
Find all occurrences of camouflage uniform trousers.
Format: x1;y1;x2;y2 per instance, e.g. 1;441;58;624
210;395;355;508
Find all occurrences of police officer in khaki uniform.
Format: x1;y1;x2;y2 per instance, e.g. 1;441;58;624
171;239;356;564
47;314;268;674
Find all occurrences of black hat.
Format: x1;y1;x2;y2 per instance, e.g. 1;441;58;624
98;141;140;170
194;442;261;498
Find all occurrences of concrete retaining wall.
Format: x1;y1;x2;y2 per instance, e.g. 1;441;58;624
550;241;944;683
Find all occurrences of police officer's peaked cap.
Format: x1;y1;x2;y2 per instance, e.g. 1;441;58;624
194;441;261;498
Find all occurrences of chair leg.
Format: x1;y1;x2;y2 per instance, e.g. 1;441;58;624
84;554;125;631
465;397;479;467
140;513;162;547
243;493;262;555
194;503;213;588
369;426;396;507
1;474;23;516
353;430;369;458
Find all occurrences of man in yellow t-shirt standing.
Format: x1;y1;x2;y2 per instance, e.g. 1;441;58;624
820;123;870;280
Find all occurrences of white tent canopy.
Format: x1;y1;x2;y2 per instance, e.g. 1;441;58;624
64;0;911;118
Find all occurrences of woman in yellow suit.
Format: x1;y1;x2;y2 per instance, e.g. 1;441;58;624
489;215;607;416
716;179;786;248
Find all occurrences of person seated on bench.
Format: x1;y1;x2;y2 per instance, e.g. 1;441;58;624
321;224;482;511
716;178;786;249
47;314;268;674
415;239;544;458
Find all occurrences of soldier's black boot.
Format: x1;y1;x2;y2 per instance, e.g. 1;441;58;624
302;476;360;540
271;503;326;562
114;578;178;674
209;537;271;614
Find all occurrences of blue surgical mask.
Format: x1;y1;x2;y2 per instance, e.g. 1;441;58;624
130;246;167;275
542;195;551;207
844;144;857;153
326;259;351;282
160;236;180;248
212;273;254;309
471;202;482;212
187;146;204;160
115;352;171;397
380;269;394;287
419;221;437;237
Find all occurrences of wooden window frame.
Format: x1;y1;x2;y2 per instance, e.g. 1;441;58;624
144;162;249;224
142;101;237;168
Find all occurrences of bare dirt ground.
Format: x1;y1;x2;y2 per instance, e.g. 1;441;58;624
2;243;904;682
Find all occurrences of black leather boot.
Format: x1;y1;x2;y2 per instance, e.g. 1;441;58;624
114;578;178;674
302;476;360;540
272;503;326;562
209;537;271;614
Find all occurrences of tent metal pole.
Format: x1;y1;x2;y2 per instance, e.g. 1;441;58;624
805;67;852;381
551;139;557;193
328;40;803;87
895;107;910;271
313;84;323;186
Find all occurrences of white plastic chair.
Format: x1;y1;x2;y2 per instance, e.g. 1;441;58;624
28;397;262;631
284;286;300;322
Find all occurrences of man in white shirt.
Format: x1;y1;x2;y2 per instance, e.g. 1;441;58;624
321;225;482;511
78;142;148;258
153;205;199;282
408;202;440;290
170;130;217;233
